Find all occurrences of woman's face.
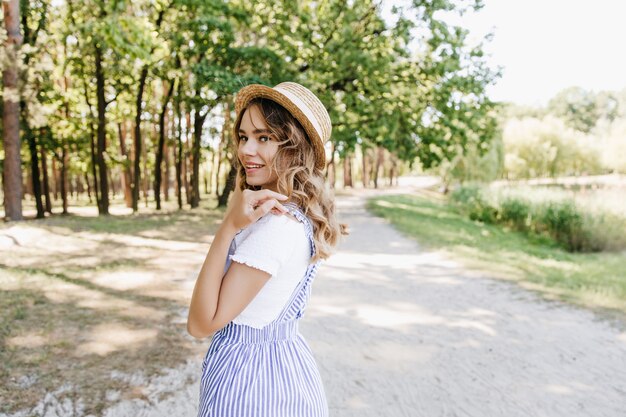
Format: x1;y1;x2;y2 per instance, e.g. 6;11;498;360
237;105;280;191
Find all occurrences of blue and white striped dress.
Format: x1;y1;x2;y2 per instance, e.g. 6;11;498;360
198;204;328;417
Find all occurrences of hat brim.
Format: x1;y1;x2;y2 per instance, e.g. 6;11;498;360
233;84;326;170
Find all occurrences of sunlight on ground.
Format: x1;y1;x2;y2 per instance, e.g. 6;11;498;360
92;270;156;291
76;231;205;251
373;199;456;219
312;296;498;337
349;302;500;336
7;333;48;349
369;341;436;369
356;303;444;329
76;323;158;356
544;384;574;395
543;381;596;395
41;278;167;320
327;251;460;275
1;225;100;252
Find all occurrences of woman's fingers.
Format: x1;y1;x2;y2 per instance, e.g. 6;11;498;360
252;189;288;202
225;189;290;230
247;189;289;214
254;199;284;218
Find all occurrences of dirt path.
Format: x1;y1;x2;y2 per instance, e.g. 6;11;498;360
6;183;626;416
309;190;626;416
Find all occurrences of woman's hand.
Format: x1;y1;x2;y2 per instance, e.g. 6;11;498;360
223;188;289;231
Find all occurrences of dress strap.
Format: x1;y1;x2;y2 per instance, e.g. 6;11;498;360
273;202;322;323
283;202;317;258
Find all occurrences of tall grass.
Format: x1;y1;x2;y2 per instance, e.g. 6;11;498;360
449;185;626;252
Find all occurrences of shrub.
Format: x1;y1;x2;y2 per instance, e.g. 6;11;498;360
449;184;482;206
580;211;626;252
535;201;586;251
448;185;626;253
450;185;498;224
499;198;531;231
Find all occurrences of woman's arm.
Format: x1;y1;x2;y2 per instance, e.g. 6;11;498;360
186;188;288;339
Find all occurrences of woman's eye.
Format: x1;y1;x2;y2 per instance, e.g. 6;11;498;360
259;136;271;143
238;136;248;142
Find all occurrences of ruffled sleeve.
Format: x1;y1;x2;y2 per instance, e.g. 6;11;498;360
229;213;301;277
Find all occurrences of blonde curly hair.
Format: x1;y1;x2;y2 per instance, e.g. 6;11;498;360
235;98;347;262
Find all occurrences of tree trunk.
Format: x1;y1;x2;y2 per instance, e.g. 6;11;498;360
83;80;100;208
19;1;45;218
175;82;183;210
94;43;109;215
52;157;59;200
215;101;231;197
143;125;151;207
218;163;237;207
26;128;45;218
389;154;398;186
163;129;170;202
84;172;92;203
117;122;133;207
183;149;190;204
343;154;353;188
68;175;74;198
2;0;23;221
109;168;116;198
41;146;52;213
25;164;33;196
154;79;174;210
373;146;384;189
60;146;68;214
162;142;170;201
361;147;370;188
185;112;192;204
132;67;148;212
190;107;207;208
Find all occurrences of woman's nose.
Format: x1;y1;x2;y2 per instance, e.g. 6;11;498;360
241;139;258;155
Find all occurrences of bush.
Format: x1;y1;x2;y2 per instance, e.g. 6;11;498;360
499;198;531;231
534;201;586;251
449;185;498;224
448;185;626;253
581;211;626;252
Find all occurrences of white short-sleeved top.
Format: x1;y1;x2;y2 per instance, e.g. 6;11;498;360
228;212;310;329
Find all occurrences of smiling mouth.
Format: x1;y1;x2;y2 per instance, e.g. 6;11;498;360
245;164;265;169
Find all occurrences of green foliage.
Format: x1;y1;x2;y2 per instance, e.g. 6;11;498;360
502;116;602;179
449;184;497;223
496;87;626;179
450;184;626;253
4;0;501;214
436;132;505;186
499;198;531;231
547;87;621;133
535;201;586;251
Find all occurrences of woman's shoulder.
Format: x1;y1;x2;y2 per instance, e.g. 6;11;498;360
252;211;305;234
233;212;308;262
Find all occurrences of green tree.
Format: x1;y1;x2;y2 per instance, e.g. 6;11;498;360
2;0;24;221
546;86;617;134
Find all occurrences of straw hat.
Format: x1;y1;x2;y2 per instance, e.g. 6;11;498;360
233;82;331;170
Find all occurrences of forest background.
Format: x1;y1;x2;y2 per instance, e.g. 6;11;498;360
1;0;626;415
1;0;625;219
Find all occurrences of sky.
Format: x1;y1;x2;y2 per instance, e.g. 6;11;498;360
385;0;626;107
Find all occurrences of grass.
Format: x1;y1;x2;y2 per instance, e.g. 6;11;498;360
0;194;225;415
367;192;626;322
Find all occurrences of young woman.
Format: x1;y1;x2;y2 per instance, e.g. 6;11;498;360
187;82;345;417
